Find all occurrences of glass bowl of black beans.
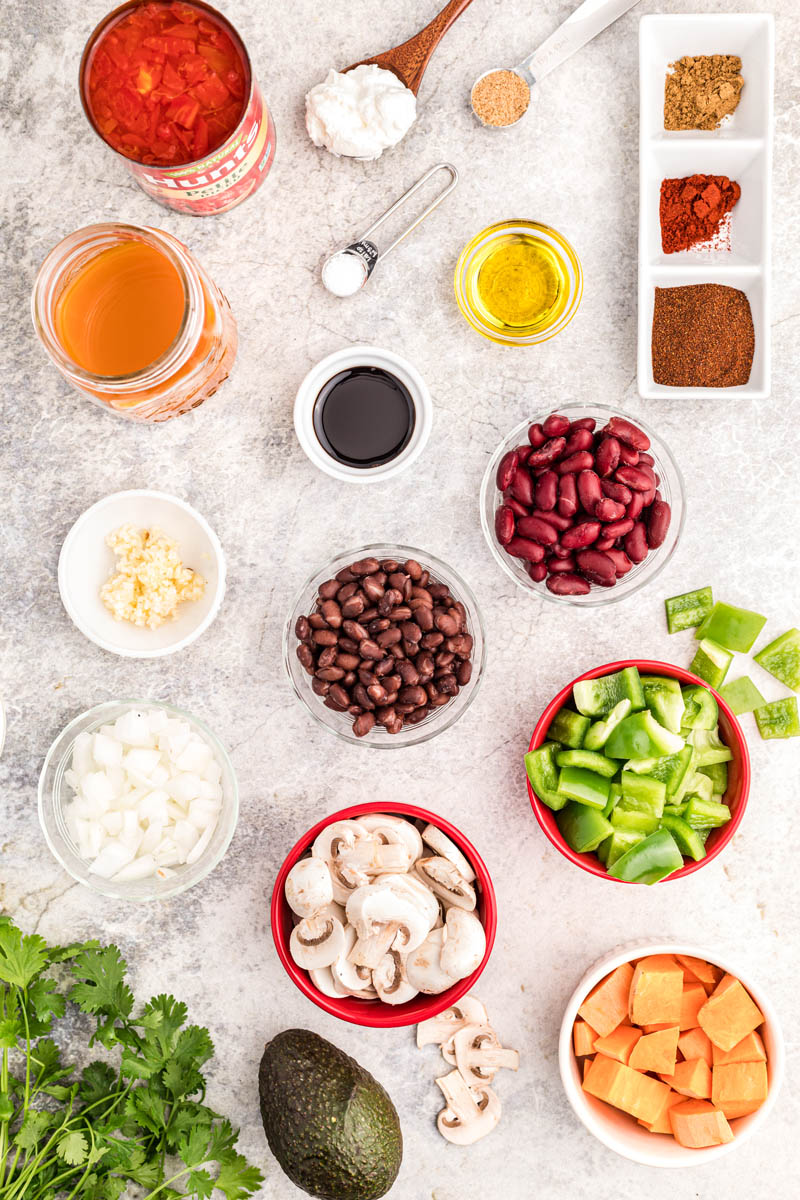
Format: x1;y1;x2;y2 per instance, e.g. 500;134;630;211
284;545;486;748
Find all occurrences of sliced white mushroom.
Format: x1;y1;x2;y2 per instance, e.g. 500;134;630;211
308;964;340;998
415;857;476;911
382;872;440;933
372;949;418;1006
359;813;424;862
331;923;379;997
421;823;476;883
346;877;434;968
404;927;454;995
452;1023;520;1083
338;837;412;876
440;908;486;980
285;856;334;918
289;914;345;970
416;995;489;1048
317;900;347;925
435;1070;501;1145
312;819;372;903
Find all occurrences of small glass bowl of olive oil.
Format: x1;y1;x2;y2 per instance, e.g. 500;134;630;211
454;220;583;346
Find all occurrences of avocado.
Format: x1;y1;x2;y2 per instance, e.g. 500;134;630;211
258;1028;402;1200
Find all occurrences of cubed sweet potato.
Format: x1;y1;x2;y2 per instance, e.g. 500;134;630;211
583;1053;671;1125
680;982;707;1030
669;1099;734;1147
628;1025;679;1075
573;1018;599;1057
712;1030;767;1067
638;1088;684;1133
698;974;764;1052
629;955;683;1025
711;1060;769;1119
579;962;635;1038
593;1023;642;1065
678;1028;713;1066
660;1058;712;1099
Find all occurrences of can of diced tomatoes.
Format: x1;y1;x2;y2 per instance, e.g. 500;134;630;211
79;0;276;216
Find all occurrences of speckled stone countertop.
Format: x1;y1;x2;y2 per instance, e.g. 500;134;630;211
1;0;799;1196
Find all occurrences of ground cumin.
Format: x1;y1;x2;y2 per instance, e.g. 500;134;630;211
472;70;530;127
664;55;744;131
652;284;754;388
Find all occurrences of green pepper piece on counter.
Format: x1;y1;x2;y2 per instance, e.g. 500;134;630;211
619;771;666;817
610;808;660;836
660;814;707;862
599;829;644;868
754;628;800;692
680;684;719;730
663;802;688;818
754;697;800;740
524;743;568;810
718;676;767;715
690;639;733;690
604;710;685;760
573;667;645;717
602;781;623;819
556;765;611;809
623;746;694;799
548;706;591;748
641;674;685;734
557;802;614;854
607;828;684;885
583;699;633;751
684;796;731;830
697;760;728;794
555;748;620;778
694;602;767;652
684;771;714;805
685;728;733;766
665;586;714;634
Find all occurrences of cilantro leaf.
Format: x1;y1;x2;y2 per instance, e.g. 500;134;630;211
0;924;49;987
187;1167;216;1198
80;1061;119;1107
69;945;133;1020
0;1091;14;1121
213;1153;265;1200
57;1129;88;1166
0;1016;21;1047
14;1107;56;1150
24;976;66;1034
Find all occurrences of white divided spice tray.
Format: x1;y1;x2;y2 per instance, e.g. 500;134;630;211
637;14;774;399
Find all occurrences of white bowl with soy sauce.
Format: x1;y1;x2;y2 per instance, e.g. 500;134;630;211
294;345;432;483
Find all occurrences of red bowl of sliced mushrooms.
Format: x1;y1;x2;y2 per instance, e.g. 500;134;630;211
270;801;497;1028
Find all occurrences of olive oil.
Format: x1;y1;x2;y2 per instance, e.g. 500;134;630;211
472;234;569;334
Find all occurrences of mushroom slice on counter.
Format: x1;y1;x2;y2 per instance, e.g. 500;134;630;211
331;923;379;998
289;914;345;970
435;1070;501;1145
346;877;435;968
404;927;454;995
373;949;418;1006
359;813;425;862
285;856;334;918
338;838;412;876
415;856;476;911
440;908;486;979
452;1023;520;1083
416;994;489;1048
421;823;476;884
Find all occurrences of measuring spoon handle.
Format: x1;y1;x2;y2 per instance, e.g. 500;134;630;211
517;0;641;87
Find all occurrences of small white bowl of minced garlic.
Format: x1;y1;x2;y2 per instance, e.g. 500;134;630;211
58;489;225;658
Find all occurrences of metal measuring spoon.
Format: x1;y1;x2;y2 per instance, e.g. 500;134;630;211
471;0;642;129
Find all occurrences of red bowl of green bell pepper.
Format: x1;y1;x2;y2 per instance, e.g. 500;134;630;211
526;660;750;883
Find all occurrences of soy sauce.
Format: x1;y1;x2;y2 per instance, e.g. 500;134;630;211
313;366;415;469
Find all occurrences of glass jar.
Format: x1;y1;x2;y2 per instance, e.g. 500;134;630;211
31;223;237;422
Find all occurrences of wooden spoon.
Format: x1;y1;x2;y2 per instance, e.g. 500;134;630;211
344;0;475;96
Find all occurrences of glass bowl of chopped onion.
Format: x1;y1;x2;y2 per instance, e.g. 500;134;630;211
38;700;239;901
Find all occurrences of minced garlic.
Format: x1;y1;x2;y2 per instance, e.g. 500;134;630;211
100;525;205;630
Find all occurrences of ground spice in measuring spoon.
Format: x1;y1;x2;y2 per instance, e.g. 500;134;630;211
472;70;530;126
660;175;741;253
652;284;754;387
664;55;744;131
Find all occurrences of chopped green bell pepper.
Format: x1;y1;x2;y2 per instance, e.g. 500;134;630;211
660;814;707;862
557;802;614;853
555;748;619;778
524;743;567;810
754;628;800;692
619;771;666;817
602;781;623;818
680;684;719;730
684;771;714;806
641;674;685;734
583;700;632;751
718;676;767;715
548;706;591;748
697;760;728;795
573;667;645;717
610;808;660;835
623;746;694;799
684;795;731;830
665;586;713;634
686;728;733;766
754;697;800;740
690;638;733;690
695;602;767;652
663;802;688;818
598;829;644;868
605;710;684;760
607;828;684;885
556;765;611;809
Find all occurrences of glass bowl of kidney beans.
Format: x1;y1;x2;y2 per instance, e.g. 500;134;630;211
480;405;685;605
284;545;486;746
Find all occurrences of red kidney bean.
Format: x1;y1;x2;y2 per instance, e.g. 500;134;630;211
528;422;546;447
564;427;594;456
617;442;640;467
594;536;615;550
351;557;380;576
605;548;633;577
505;536;545;562
626;491;645;521
558;451;594;475
547;555;577;573
503;493;529;517
602;517;634;540
557;474;578;518
529;436;566;468
546;573;591;596
295;615;311;641
550;542;573;559
641;486;656;508
561;521;601;550
496;449;519;491
352;712;376;737
495;505;515;545
624;522;649;564
576;550;617;587
607;415;650;451
615;465;653;492
534;469;558;511
569;417;596;432
527;562;548;582
600;479;632;505
543;413;570;437
296;643;314;672
534;508;572;531
577;469;603;513
515;444;533;464
318;580;340;601
594;496;626;522
595;436;621;478
638;451;654;466
517;515;559;545
509;466;535;506
646;499;671;548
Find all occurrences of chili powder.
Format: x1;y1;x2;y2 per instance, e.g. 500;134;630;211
660;175;741;254
652;284;754;388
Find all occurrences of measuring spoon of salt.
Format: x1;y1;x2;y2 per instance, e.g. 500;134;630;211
471;0;642;129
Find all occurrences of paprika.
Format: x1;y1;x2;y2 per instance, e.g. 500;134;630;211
660;175;741;254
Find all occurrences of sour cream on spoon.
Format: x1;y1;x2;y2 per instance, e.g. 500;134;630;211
305;65;417;159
